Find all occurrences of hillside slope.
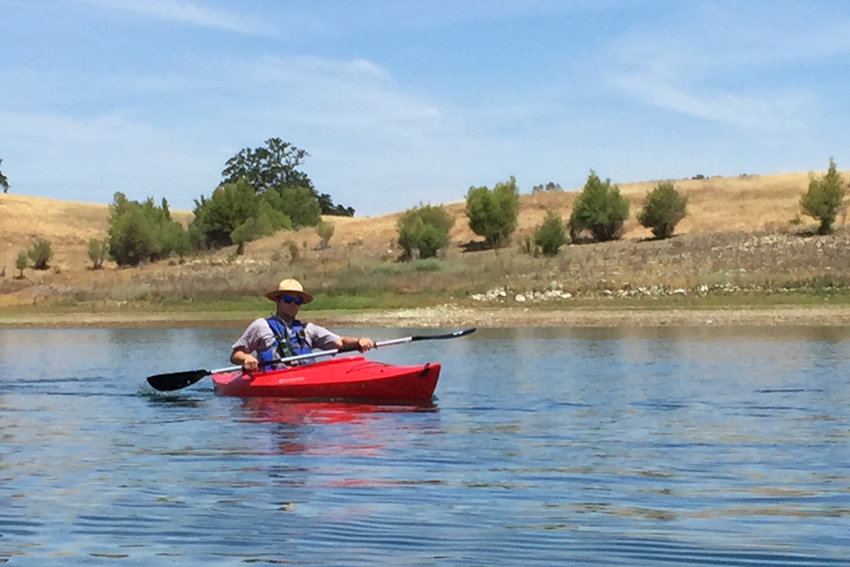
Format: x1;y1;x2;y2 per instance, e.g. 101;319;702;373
0;170;846;309
248;170;824;258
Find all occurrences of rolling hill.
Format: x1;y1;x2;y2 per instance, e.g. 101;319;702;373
1;170;846;311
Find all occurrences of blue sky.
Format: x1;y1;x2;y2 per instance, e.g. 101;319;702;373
1;0;849;216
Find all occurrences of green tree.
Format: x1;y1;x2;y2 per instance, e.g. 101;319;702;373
534;211;568;256
15;249;28;278
28;237;52;270
317;195;355;217
107;192;190;266
230;217;266;254
465;176;519;248
800;158;846;234
397;204;455;260
88;238;107;269
568;170;630;242
637;181;688;239
278;185;321;229
221;137;354;217
316;219;335;249
531;182;562;193
0;158;9;193
108;203;156;266
230;201;291;255
222;137;310;193
190;179;263;249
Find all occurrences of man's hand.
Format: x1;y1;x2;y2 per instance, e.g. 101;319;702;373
231;349;260;371
241;354;260;371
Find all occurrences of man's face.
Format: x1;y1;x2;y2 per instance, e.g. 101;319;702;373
276;294;303;318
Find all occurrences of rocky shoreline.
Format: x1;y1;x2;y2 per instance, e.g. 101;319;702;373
5;304;850;328
321;304;850;328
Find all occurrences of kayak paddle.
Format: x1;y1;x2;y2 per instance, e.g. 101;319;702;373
146;327;476;392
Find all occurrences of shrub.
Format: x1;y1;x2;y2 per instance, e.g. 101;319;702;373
316;219;335;249
520;235;538;256
15;249;28;278
285;240;300;263
534;211;568;256
465;176;519;248
397;204;455;260
278;185;321;229
88;238;107;269
190;179;261;249
28;237;52;270
413;258;442;272
230;218;265;254
637;181;688;239
107;193;190;266
108;205;155;266
0;158;8;193
531;182;562;193
191;177;305;249
568;170;629;242
800;158;845;234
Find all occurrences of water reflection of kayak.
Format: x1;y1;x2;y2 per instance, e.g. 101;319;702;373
212;356;441;401
238;397;438;457
239;397;437;426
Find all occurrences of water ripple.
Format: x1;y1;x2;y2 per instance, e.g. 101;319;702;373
1;327;849;565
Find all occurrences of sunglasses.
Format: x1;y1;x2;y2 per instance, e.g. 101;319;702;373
278;295;303;305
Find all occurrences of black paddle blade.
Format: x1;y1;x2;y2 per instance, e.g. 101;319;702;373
147;369;210;392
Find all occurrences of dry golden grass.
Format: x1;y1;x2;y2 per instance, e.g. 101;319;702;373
1;169;848;310
0;193;192;273
315;171;824;249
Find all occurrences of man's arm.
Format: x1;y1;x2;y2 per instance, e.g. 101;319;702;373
231;347;260;371
305;322;373;353
230;319;271;371
335;335;375;352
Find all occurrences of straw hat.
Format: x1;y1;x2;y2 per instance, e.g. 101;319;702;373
265;278;313;303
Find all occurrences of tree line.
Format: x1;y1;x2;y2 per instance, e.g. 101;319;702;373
99;138;353;267
4;149;846;276
6;138;355;274
398;158;846;260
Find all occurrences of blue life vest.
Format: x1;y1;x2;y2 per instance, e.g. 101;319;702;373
258;316;312;366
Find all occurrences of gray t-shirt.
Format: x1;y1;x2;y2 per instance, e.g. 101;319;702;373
231;318;340;360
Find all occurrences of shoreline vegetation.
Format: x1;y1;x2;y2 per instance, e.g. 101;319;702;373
4;170;850;330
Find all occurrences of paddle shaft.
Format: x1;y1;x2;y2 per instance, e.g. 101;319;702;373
146;327;476;392
206;329;473;374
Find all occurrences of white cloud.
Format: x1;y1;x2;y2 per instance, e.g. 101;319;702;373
600;4;843;133
7;1;850;215
215;55;448;136
609;70;812;133
70;0;277;36
0;53;462;213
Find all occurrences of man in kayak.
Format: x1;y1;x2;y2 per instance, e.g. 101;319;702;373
230;278;374;371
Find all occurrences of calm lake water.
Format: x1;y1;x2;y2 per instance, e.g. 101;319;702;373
1;325;849;566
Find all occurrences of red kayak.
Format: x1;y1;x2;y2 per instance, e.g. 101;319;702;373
211;356;441;401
